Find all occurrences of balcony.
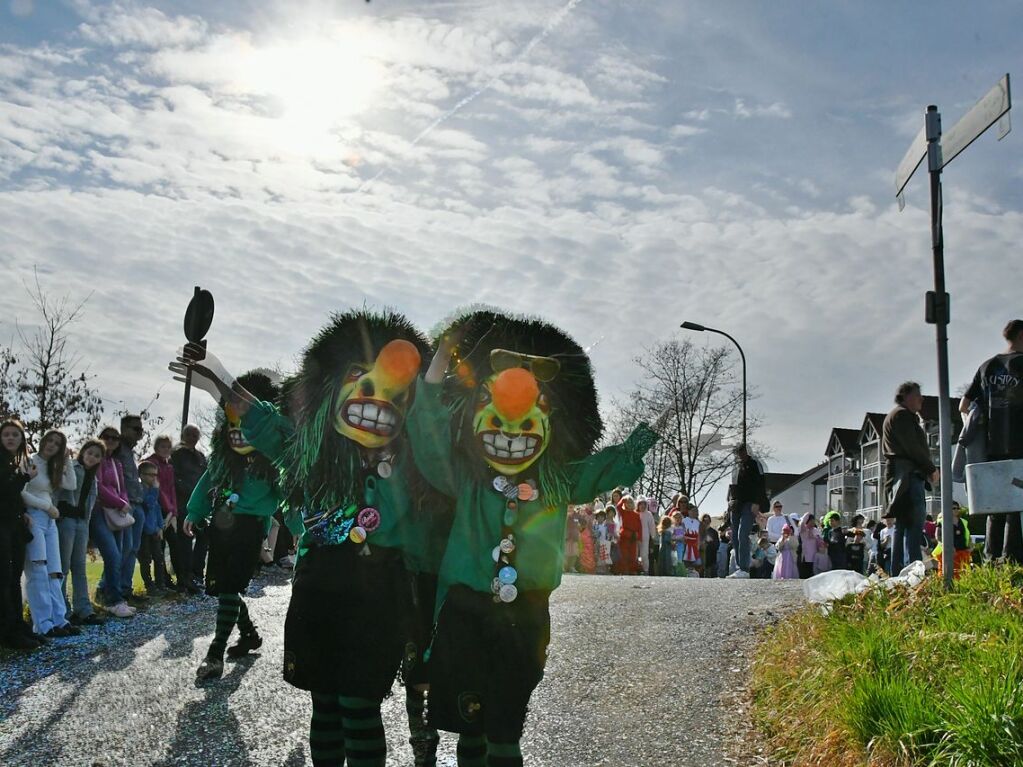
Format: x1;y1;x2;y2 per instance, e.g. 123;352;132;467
828;471;860;494
861;463;881;483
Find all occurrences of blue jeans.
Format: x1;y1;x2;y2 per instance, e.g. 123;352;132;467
892;473;926;574
58;515;94;617
730;502;755;572
25;508;67;634
119;505;145;596
90;512;125;605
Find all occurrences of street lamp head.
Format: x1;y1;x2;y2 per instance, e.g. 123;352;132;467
680;321;706;332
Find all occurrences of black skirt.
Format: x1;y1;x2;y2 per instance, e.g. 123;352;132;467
425;585;551;741
205;510;265;596
283;543;412;699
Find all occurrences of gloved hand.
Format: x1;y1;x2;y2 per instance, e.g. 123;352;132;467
168;343;236;403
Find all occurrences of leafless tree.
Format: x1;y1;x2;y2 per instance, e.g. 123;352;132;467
0;270;102;446
606;336;765;510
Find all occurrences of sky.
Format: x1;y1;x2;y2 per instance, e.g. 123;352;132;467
1;0;1021;513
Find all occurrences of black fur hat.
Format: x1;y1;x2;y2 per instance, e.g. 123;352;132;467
436;308;602;499
209;370;281;494
282;308;431;510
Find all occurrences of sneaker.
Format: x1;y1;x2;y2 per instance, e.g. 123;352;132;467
196;656;224;683
79;613;107;626
727;570;750;579
108;602;136;618
226;631;262;659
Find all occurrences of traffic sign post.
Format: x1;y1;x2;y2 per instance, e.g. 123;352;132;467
181;286;215;430
894;74;1011;589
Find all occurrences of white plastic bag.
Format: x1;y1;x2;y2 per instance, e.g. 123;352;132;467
803;570;870;604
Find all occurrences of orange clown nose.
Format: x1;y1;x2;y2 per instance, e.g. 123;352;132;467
376;339;421;388
492;367;539;421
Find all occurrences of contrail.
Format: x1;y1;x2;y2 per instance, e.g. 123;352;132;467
359;0;584;191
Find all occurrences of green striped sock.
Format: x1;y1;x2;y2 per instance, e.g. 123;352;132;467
339;695;387;767
457;733;487;767
309;692;346;766
208;593;240;659
236;599;255;635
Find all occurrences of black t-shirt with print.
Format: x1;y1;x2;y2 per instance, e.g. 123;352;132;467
966;352;1023;459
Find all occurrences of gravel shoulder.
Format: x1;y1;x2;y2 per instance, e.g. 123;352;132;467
0;571;803;766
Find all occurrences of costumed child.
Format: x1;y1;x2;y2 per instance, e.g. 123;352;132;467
614;495;642;575
821;511;848;570
681;505;701;574
405;308;659;767
577;511;596;574
772;524;798;579
173;310;446;767
594;510;611;574
657;516;673;576
933;502;972;579
671;511;687;575
183;371;284;682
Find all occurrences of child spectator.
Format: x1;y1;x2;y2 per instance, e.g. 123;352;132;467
595;510;611;574
749;538;771;578
701;514;719;578
57;440;106;625
577;515;596;574
813;540;832;575
604;506;620;571
657;516;674;576
797;513;822;579
681;505;702;574
146;436;179;588
822;512;848;570
772;524;798;579
847;530;867;575
137;461;169;595
933;502;973;579
21;430;79;638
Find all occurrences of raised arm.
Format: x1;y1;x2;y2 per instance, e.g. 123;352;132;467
567;423;659;504
169;343;257;416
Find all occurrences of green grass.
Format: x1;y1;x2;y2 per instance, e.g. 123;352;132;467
751;565;1023;767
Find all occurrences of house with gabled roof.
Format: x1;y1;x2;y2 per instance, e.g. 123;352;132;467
826;427;861;516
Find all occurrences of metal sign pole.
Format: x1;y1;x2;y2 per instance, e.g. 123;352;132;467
924;107;955;590
180;287;200;431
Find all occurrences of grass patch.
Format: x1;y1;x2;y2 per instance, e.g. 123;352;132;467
751;564;1023;767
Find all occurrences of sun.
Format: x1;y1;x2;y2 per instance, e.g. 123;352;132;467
233;27;387;156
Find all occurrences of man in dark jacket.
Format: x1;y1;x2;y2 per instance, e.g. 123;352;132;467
882;382;938;574
959;319;1023;562
727;444;767;578
171;424;207;593
113;415;146;604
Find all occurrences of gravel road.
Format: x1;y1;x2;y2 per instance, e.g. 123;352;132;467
0;570;803;766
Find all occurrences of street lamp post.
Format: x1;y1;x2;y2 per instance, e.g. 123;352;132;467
680;321;747;447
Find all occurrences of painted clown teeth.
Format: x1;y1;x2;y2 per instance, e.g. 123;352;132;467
344;400;399;435
481;432;540;462
228;429;249;448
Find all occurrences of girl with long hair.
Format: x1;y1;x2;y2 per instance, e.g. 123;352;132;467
90;428;135;618
57;439;106;625
1;419;40;649
21;429;79;637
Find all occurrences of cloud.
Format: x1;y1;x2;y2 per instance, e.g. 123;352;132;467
733;98;792;119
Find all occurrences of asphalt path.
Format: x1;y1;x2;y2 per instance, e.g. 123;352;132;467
0;570;803;766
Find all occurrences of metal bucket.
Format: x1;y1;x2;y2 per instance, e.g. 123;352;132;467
965;459;1023;514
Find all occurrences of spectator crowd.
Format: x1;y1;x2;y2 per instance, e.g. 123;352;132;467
1;415;294;651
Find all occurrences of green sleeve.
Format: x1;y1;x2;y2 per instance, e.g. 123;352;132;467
567;423;658;504
185;471;213;524
241;399;293;464
283;507;305;537
405;378;459;497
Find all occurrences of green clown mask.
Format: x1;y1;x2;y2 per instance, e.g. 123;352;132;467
333;338;422;450
224;402;254;456
470;349;560;475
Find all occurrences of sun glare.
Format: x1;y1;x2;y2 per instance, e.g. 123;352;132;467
235;29;386;156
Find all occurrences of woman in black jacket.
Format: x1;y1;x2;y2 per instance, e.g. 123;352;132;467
1;419;41;650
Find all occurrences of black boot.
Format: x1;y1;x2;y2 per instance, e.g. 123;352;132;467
196;655;224;683
226;630;262;659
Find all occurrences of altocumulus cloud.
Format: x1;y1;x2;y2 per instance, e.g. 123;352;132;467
0;0;1020;510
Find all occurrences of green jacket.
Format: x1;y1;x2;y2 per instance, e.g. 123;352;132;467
184;466;282;527
406;379;656;613
241;399;437;571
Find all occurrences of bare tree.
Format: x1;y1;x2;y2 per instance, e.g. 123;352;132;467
0;270;103;446
606;336;765;509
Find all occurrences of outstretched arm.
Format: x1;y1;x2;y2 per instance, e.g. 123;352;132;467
169;343;257;416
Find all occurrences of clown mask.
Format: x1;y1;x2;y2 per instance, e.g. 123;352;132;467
224;402;254;455
334;339;422;449
472;350;558;475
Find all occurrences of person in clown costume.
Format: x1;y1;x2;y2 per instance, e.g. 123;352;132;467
405;309;659;767
182;370;284;683
171;309;449;767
